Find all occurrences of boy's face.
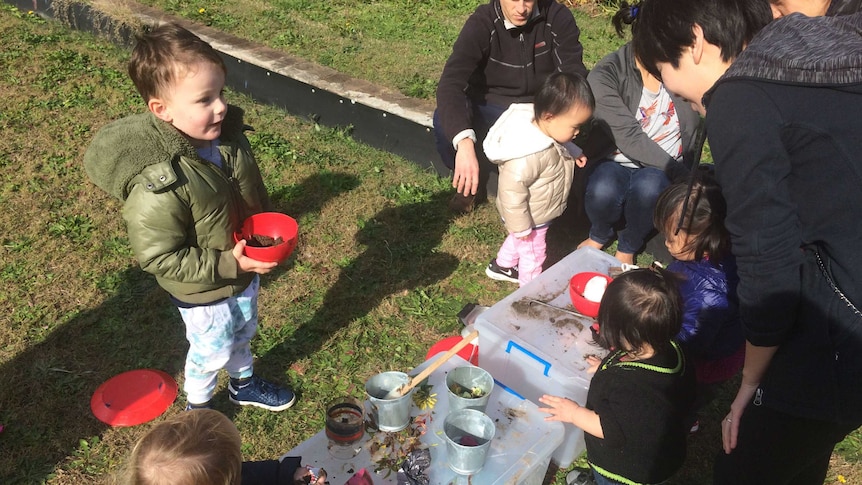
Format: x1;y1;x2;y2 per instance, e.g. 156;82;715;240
149;61;227;148
540;104;593;145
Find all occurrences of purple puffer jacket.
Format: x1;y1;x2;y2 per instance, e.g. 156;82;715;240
669;256;744;361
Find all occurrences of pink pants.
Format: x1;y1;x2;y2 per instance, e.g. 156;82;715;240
495;226;549;287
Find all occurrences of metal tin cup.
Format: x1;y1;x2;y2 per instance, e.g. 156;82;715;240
446;366;494;413
443;409;496;475
365;371;414;432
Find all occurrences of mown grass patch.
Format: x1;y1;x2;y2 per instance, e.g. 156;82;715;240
0;3;859;485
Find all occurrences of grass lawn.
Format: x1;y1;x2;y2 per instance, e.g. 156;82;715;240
0;2;859;485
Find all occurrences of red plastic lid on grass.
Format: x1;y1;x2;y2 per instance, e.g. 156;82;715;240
91;369;178;427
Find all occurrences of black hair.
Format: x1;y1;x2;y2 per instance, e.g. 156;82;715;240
632;0;772;79
596;268;682;355
612;1;641;37
653;169;730;263
533;72;595;121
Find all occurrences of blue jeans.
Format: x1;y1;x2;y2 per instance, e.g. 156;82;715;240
433;101;506;193
583;160;669;254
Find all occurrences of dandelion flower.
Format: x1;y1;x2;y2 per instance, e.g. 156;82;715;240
198;8;206;14
838;475;846;484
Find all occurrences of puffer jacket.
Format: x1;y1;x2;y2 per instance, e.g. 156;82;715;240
669;257;743;362
483;103;576;235
83;105;269;305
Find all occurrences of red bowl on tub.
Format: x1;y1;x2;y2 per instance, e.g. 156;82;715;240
233;212;298;264
569;272;613;318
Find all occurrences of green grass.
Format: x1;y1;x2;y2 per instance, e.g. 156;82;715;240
0;3;859;485
108;0;621;99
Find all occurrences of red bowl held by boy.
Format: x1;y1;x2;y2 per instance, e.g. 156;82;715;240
569;272;613;318
233;212;299;264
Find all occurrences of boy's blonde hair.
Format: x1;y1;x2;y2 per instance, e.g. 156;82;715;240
127;409;242;485
128;22;226;102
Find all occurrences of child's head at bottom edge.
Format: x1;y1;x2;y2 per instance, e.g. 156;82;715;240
533;72;596;144
595;268;682;355
126;409;242;485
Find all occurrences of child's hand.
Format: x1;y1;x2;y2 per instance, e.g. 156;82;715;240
575;154;588;168
538;394;581;424
585;355;602;373
293;465;327;485
232;240;278;274
539;394;605;438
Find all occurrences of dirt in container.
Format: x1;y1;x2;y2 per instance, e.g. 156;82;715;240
246;234;284;247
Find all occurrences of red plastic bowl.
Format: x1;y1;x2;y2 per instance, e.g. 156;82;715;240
569;272;613;318
233;212;298;263
91;369;178;427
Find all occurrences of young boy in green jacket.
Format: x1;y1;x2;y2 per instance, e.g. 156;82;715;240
84;23;294;411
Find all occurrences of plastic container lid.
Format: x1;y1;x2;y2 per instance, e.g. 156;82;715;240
91;369;178;427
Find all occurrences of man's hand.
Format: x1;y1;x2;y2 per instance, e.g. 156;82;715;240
453;138;480;196
232;240;278;274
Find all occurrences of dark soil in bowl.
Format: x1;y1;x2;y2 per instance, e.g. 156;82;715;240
246;234;284;247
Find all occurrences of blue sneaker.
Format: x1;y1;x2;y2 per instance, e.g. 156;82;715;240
228;376;296;411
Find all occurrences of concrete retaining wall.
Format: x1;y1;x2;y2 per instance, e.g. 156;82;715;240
7;0;447;175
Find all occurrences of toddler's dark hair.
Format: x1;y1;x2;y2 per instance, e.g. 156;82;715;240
653;170;730;262
128;23;227;102
533;72;595;121
596;268;682;355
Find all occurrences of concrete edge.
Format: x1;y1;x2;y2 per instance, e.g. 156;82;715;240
8;0;447;175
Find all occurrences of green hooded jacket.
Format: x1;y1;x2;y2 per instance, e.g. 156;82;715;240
84;105;269;304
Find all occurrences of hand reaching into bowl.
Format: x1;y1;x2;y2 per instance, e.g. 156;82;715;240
232;239;278;274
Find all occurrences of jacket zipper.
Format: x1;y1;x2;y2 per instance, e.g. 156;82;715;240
206;145;245;231
520;32;528;95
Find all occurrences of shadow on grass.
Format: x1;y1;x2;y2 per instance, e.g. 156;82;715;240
253;190;460;380
0;171;360;484
0;267;183;484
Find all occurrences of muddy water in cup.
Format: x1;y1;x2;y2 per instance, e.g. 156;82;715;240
443;409;496;475
325;397;364;459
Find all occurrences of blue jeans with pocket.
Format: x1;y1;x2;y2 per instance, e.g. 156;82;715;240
584;160;669;254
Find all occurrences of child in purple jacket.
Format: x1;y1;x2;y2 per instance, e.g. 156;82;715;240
654;172;745;430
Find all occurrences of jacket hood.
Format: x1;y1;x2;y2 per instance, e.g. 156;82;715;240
84;105;247;201
483;103;555;163
709;12;862;105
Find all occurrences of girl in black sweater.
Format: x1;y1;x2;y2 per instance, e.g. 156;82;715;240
539;269;695;485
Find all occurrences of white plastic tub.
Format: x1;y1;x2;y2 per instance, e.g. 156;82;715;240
475;247;619;468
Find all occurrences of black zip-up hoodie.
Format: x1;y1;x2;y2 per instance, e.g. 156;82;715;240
435;0;587;144
705;12;862;423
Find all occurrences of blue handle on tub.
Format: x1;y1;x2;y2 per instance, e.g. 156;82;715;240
505;340;551;376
